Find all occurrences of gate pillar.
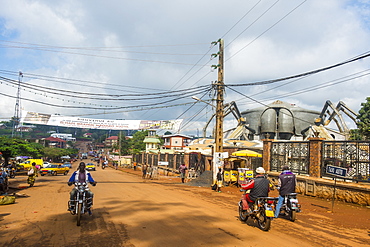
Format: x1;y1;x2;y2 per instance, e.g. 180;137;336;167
308;137;325;178
262;139;273;172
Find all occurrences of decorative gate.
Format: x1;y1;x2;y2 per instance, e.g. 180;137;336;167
270;141;309;175
322;141;370;182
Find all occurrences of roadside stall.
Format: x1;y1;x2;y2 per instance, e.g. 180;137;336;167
224;149;262;187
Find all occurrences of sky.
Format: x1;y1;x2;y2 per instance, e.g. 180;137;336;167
0;0;369;136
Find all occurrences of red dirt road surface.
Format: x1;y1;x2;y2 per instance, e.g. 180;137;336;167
1;165;369;247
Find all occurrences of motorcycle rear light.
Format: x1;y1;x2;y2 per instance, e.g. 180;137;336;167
267;200;274;204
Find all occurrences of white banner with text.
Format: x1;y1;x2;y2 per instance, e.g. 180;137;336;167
20;111;182;130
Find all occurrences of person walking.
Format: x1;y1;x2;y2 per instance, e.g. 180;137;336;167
179;164;187;183
147;164;153;179
274;165;297;218
216;168;223;192
142;163;147;179
27;162;38;187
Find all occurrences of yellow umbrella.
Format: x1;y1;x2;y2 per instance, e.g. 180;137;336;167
231;149;262;157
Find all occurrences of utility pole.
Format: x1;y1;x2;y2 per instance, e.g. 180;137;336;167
211;39;224;184
119;130;122;167
12;71;23;138
215;39;224;154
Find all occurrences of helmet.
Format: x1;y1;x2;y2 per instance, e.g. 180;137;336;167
256;167;265;174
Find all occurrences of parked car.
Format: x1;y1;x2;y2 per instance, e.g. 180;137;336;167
62;162;72;169
19;159;43;170
40;164;70;176
85;163;96;171
42;162;51;168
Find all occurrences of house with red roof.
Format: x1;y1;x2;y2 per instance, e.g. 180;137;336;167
44;136;66;148
105;136;119;147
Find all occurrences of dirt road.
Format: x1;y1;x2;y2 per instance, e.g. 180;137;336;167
1;165;369;247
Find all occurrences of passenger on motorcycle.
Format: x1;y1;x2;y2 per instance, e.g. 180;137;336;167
67;162;97;214
240;167;271;214
274;165;297;218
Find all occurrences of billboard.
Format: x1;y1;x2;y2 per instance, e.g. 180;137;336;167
20;111;182;131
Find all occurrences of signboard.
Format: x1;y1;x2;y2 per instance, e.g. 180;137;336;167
326;165;347;178
20;110;182;130
158;161;169;166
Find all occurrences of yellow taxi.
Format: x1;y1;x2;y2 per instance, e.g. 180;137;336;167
86;163;96;171
40;164;70;176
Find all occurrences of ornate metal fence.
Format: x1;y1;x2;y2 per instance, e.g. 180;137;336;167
270;141;309;175
322;141;370;182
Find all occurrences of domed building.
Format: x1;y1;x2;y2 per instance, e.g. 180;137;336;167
240;100;320;140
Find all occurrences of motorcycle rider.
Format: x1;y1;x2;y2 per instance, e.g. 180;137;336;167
68;162;97;215
240;167;271;214
0;168;8;195
274;165;297;218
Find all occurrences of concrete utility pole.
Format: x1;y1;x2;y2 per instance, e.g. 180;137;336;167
212;39;224;184
215;39;224;154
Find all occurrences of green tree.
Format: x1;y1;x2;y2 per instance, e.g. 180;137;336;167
43;147;78;162
356;97;370;140
0;137;44;166
129;130;148;154
117;132;131;155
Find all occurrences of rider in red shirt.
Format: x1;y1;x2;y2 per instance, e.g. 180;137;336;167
240;167;271;213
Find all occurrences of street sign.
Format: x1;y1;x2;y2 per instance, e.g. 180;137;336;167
326;165;347;178
158;161;168;166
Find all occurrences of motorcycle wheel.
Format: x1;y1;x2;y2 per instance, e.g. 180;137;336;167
238;203;248;221
77;203;82;226
102;166;105;170
27;177;34;187
257;208;271;231
289;210;296;222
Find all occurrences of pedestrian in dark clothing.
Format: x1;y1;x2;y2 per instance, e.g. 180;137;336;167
216;168;223;192
142;164;147;179
179;164;187;183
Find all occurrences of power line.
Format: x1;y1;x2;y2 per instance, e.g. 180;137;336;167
0;75;211;99
0;43;210;67
225;0;279;50
225;51;370;87
221;0;262;40
0;69;170;93
237;69;370;106
226;0;307;61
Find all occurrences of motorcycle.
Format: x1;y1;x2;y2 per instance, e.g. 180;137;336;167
68;182;94;226
6;167;16;178
238;189;277;231
276;193;301;222
27;167;37;187
102;162;107;169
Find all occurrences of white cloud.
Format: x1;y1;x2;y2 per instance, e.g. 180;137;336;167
0;0;369;135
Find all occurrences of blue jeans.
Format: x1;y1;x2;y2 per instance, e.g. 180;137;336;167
275;195;284;218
